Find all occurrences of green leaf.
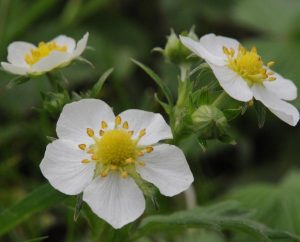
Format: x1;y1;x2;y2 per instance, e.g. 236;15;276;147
90;68;114;98
0;183;65;236
254;100;266;128
226;171;300;237
131;59;173;105
6;76;30;88
154;93;172;115
134;201;300;242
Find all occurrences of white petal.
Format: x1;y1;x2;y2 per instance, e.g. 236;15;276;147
83;174;145;229
57;99;115;144
40;139;95;195
118;109;172;146
7;41;35;67
31;51;72;73
1;62;29;75
180;36;225;66
136;144;194;197
252;84;299;126
209;63;253;102
263;72;297;101
199;33;240;60
73;32;89;58
52;35;76;53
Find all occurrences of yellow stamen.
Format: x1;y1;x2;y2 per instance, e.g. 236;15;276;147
223;44;276;85
267;61;275;68
101;121;108;129
139;129;146;138
110;164;118;170
99;130;105;136
122;121;129;129
138;161;145;167
125;157;135;164
87;148;94;154
115;116;122;126
78;144;86;150
128;130;134;136
145;146;154;153
91;154;98;160
81;159;90;164
24;41;67;65
120;171;128;178
87;128;94;137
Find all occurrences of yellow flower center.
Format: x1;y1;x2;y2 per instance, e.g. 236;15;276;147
24;41;67;65
96;130;136;165
78;116;153;178
223;45;276;85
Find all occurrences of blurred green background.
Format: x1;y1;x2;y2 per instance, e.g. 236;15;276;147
0;0;300;241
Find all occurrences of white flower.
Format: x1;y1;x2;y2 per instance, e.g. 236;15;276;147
180;33;299;126
40;99;194;229
1;33;89;76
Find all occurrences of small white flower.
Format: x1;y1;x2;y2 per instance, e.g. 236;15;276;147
40;99;194;229
180;33;299;126
1;33;89;76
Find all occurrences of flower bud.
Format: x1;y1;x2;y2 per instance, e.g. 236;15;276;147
191;105;228;139
162;29;196;64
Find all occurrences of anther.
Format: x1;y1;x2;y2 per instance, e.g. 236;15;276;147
110;164;118;170
121;171;128;178
115;116;122;126
145;146;154;153
87;128;94;137
268;77;276;81
78;144;86;150
125;157;135;164
138;161;145;167
91;154;98;160
139;129;146;137
81;159;90;164
87;148;94;154
251;46;257;53
100;171;108;177
99;130;105;136
101;121;108;129
128;130;134;136
267;61;275;68
223;46;230;55
122;121;129;129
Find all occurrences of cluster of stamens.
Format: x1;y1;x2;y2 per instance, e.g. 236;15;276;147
223;45;276;85
78;116;153;179
24;41;67;65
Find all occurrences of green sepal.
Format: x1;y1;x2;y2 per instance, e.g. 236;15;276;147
6;75;30;88
90;68;114;98
254;100;266;128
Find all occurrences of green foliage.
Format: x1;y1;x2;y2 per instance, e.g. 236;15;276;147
0;183;65;236
226;171;300;237
134;201;300;242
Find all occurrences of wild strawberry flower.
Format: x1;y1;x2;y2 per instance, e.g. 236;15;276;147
40;99;194;229
180;33;299;126
1;33;89;76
